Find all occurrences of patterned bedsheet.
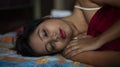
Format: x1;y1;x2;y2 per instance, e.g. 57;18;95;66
0;32;85;67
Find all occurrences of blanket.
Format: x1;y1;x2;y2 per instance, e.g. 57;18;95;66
0;32;85;67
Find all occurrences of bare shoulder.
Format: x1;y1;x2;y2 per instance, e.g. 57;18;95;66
91;0;120;7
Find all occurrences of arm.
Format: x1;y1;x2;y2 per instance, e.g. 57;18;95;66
63;19;120;67
97;20;120;46
70;51;120;67
64;20;120;55
91;0;120;7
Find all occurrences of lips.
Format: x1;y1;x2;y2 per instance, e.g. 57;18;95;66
59;29;66;39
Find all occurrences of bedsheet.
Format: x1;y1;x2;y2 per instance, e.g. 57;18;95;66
0;32;85;67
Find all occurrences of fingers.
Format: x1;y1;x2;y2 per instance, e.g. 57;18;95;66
64;40;83;58
66;40;78;49
63;44;83;58
65;40;80;54
64;49;83;58
65;46;80;55
76;34;93;39
63;45;89;58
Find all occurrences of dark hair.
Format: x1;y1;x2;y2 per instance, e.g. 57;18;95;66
15;18;47;57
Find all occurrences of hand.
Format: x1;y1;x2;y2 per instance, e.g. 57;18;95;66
63;36;102;58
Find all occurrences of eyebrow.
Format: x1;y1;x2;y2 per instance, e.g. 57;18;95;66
37;29;43;41
37;29;49;53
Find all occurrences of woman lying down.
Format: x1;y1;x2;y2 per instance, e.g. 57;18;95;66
15;0;120;67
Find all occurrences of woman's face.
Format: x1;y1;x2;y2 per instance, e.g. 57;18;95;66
29;19;73;55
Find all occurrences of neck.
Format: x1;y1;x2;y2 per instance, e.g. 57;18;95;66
62;8;88;37
60;19;79;37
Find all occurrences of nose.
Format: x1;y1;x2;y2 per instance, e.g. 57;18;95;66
52;32;58;41
45;32;58;43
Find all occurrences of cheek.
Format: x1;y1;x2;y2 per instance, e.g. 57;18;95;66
30;43;46;55
46;25;59;31
29;37;46;54
55;38;71;50
55;42;68;51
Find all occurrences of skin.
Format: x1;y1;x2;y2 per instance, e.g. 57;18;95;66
29;19;82;55
62;0;100;55
91;0;120;7
62;0;120;67
63;0;120;56
64;51;120;67
64;20;120;57
28;0;120;67
29;2;90;55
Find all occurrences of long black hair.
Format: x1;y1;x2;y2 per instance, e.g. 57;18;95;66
15;18;47;57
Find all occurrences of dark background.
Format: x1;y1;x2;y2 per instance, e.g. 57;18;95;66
0;0;75;34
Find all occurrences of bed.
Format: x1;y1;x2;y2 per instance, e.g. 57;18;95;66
0;32;89;67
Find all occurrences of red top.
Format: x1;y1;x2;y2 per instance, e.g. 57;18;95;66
87;5;120;51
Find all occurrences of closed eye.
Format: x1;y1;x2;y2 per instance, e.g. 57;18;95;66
43;29;48;37
50;42;55;51
46;42;56;53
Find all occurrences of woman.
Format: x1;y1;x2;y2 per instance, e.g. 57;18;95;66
16;0;120;67
15;17;88;56
15;0;90;56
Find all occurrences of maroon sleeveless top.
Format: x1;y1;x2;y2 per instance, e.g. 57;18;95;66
87;6;120;51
